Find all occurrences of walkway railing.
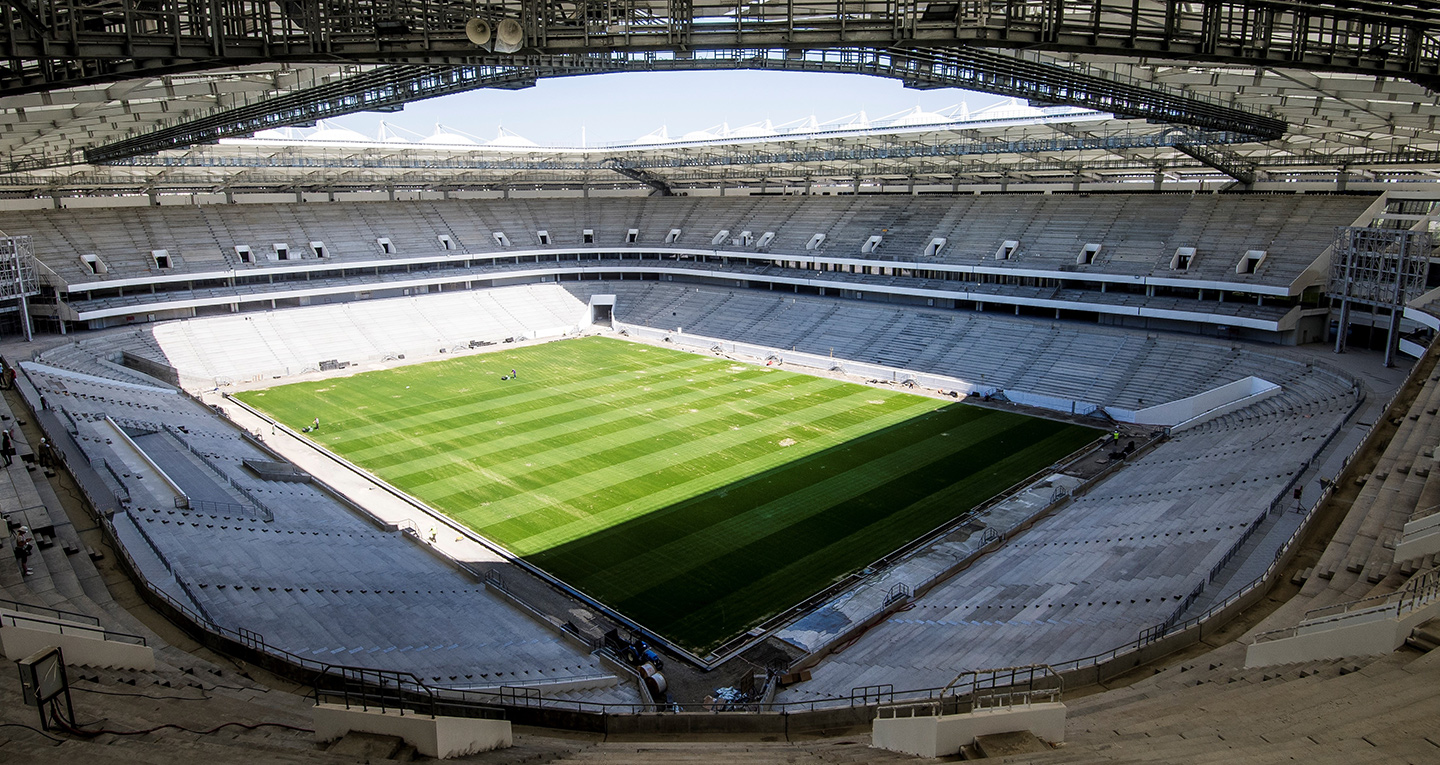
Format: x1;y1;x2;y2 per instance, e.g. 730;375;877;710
0;610;148;646
164;424;274;522
0;596;100;626
1254;565;1440;644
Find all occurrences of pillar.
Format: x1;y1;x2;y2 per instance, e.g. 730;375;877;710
1383;307;1402;368
1334;298;1350;354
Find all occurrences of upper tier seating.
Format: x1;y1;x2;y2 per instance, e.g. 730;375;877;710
4;193;1374;289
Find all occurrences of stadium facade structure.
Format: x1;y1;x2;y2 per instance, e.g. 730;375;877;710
0;191;1431;349
4;1;1440;760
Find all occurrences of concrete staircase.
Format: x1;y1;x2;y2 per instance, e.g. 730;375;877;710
1046;645;1440;764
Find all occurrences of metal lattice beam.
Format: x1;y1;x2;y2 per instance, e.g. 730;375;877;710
73;48;1284;167
1174;142;1259;185
600;159;673;196
96;127;1253;173
3;1;1435;96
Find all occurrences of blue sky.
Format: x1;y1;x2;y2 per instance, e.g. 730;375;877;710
329;70;1008;146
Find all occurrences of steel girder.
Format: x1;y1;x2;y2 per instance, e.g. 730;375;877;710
3;1;1436;97
599;158;674;196
71;47;1285;168
96;127;1249;172
1173;142;1259;185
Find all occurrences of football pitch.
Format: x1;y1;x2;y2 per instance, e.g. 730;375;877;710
235;336;1099;652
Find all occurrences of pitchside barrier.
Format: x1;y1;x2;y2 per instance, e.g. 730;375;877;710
7;335;1401;736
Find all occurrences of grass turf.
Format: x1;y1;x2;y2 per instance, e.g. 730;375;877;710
236;336;1099;652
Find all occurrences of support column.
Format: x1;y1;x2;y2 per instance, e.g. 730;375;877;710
18;293;32;342
1383;307;1402;368
1334;298;1350;354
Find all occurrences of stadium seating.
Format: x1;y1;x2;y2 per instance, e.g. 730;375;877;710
775;364;1356;700
12;278;1372;710
114;284;589;383
18;342;639;698
6;194;1372;290
565;281;1330;410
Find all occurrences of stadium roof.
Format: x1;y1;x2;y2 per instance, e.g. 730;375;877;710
1;2;1439;196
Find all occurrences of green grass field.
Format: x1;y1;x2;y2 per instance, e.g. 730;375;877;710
236;336;1098;652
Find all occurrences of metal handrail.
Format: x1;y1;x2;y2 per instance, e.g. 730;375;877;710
0;597;101;626
164;424;274;522
98;459;133;502
0;610;147;646
1252;565;1440;644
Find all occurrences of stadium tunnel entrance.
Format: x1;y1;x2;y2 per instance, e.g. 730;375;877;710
588;293;616;327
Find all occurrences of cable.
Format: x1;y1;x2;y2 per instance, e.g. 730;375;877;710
0;722;66;744
70;685;210;702
51;708;314;738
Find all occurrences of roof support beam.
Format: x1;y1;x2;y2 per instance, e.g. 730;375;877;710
76;48;1283;167
1174;142;1259;186
600;159;674;196
2;1;1436;96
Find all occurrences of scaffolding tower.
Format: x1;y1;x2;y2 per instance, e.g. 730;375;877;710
1328;227;1433;367
0;235;40;342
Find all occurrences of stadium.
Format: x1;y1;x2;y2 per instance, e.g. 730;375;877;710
2;2;1440;762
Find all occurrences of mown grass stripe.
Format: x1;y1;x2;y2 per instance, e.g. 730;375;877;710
371;370;859;488
528;406;1021;601
472;393;942;552
532;406;1013;605
323;353;721;449
236;336;1099;652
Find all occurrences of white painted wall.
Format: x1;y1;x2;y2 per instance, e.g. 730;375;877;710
311;704;512;759
1245;595;1440;667
1109;375;1280;429
62;196;148;208
0;617;155;671
872;702;1067;758
0;198;56;211
1397;513;1440;561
